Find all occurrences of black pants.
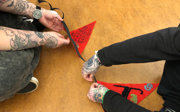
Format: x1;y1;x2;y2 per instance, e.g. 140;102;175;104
157;60;180;111
99;27;180;112
103;61;179;112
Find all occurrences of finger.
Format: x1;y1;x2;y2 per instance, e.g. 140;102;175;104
92;83;99;89
50;10;58;15
58;23;65;31
90;74;94;81
62;26;65;31
56;33;62;37
61;35;65;39
82;66;93;81
56;24;64;32
58;34;64;38
97;83;103;88
62;38;70;45
83;75;93;82
88;74;94;82
53;18;62;32
57;38;70;47
87;85;93;96
56;33;65;40
64;35;68;38
50;24;59;32
90;83;97;88
57;33;65;38
84;74;94;82
49;17;62;32
87;90;95;102
56;15;63;21
50;10;63;20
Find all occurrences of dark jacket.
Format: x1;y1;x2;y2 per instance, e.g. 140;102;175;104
98;27;180;112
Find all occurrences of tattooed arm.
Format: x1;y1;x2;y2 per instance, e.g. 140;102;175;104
82;52;101;81
87;83;109;103
0;26;70;51
0;0;64;32
0;0;36;18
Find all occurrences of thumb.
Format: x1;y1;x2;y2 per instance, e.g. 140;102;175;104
90;83;98;89
51;11;63;21
56;15;63;21
62;37;70;45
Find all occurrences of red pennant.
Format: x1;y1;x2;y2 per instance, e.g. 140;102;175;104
70;21;96;54
97;81;159;104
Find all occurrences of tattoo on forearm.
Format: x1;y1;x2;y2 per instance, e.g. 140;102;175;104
0;27;43;50
35;32;44;38
10;34;27;50
0;27;14;36
7;0;14;7
87;56;94;67
93;93;103;103
10;33;40;50
93;85;109;103
0;0;35;17
44;34;58;48
0;27;59;50
14;0;29;14
0;0;11;6
82;55;100;75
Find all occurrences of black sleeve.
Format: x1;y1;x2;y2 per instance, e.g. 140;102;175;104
102;91;152;112
98;27;180;66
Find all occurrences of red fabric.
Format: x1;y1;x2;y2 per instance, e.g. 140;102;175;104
97;81;159;104
70;21;96;54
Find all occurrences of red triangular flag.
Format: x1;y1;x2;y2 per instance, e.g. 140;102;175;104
70;21;96;54
97;81;159;104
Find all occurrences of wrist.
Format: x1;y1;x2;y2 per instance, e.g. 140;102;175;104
95;51;102;66
102;88;109;104
28;5;44;20
34;31;46;46
25;3;36;19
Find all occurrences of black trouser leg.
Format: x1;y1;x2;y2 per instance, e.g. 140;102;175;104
157;61;180;112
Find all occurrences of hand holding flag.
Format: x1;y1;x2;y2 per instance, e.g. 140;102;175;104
82;53;101;81
87;83;109;103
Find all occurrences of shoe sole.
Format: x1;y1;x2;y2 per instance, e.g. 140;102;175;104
17;77;39;94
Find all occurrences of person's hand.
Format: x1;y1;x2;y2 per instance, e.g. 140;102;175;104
39;9;64;32
43;31;70;48
82;53;101;81
87;83;109;103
